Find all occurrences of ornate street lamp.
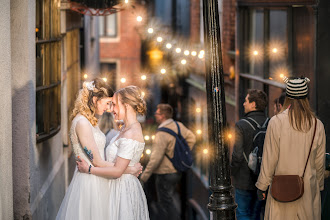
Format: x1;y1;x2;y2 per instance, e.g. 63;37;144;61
70;0;125;16
202;0;237;219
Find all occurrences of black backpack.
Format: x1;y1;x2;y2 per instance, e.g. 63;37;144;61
242;117;269;175
157;121;193;172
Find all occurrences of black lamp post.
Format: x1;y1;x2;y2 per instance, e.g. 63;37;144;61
202;0;237;219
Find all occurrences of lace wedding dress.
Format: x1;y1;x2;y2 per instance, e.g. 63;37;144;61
56;114;109;220
106;137;150;220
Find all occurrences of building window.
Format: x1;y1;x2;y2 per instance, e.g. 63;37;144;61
36;0;61;142
99;14;118;37
101;63;117;90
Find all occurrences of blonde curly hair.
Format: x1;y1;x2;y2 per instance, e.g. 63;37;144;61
115;85;147;116
71;78;114;126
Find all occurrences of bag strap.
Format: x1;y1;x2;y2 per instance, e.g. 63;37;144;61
157;122;180;161
302;118;317;178
174;121;181;136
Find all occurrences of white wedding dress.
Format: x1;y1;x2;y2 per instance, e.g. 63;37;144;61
105;137;150;220
56;115;109;220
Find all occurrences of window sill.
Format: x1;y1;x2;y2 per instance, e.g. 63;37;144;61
36;126;61;143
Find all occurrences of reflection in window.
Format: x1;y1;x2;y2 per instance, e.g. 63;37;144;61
36;0;61;142
99;14;117;37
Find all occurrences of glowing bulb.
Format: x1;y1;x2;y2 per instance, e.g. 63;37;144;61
120;78;126;83
175;48;181;53
151;135;155;140
160;69;166;74
166;43;172;49
203;149;208;154
200;50;205;55
124;0;128;3
144;135;150;141
228;133;233;139
141;154;144;158
181;59;187;65
253;50;259;56
147;28;154;34
272;48;278;53
184;50;190;56
141;91;145;97
36;28;39;32
146;149;151;155
196;107;201;113
157;37;163;42
137;16;142;22
141;75;147;80
102;77;107;82
191;51;197;56
196;129;202;135
279;74;284;78
198;53;204;59
83;74;88;79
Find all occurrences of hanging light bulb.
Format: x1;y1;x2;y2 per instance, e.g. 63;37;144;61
191;51;197;56
160;69;166;74
147;28;154;34
166;43;172;49
175;48;181;53
136;16;142;22
181;59;187;65
184;50;190;56
156;37;163;42
141;75;147;80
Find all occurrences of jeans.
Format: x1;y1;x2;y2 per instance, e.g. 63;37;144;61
155;173;181;220
235;188;264;220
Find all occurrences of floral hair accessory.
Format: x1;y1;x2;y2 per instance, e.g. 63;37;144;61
86;81;95;91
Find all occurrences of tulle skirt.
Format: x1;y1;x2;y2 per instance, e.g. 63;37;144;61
56;169;109;220
107;174;149;220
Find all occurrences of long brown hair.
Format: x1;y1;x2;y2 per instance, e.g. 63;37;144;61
281;97;315;132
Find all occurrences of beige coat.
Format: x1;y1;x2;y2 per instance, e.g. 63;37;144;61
140;119;196;182
256;110;326;220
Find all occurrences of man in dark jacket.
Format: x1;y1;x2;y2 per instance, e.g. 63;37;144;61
231;89;268;220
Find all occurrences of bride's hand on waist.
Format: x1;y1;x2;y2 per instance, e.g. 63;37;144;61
76;156;89;173
124;163;143;177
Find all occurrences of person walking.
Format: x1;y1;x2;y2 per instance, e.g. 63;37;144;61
77;85;149;220
256;77;326;220
230;89;268;220
140;104;196;220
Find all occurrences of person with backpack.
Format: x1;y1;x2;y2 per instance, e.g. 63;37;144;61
140;104;196;220
256;77;326;219
230;89;268;220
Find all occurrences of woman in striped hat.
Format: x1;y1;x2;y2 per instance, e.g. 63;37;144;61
255;77;326;220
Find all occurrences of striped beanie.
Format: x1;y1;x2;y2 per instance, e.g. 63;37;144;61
284;77;310;99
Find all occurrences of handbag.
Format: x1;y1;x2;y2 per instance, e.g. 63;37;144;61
271;118;317;203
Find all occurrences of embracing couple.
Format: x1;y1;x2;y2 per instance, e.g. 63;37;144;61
56;78;149;220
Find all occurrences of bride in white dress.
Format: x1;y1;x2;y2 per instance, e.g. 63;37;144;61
77;85;150;220
56;79;141;220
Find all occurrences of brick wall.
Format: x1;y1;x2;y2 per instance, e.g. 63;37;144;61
100;6;145;88
190;0;201;44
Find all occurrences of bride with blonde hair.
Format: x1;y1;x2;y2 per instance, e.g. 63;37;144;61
56;79;141;220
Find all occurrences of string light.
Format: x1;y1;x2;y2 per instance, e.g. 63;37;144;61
196;107;201;113
203;149;208;154
196;129;202;135
157;37;163;42
146;149;151;155
144;135;150;140
120;77;126;83
200;50;205;55
198;53;204;59
141;91;145;97
141;75;147;80
191;51;197;56
102;77;107;82
160;68;166;74
181;59;187;65
184;50;190;56
228;133;232;139
83;74;88;79
175;48;181;53
166;43;172;49
151;135;155;140
124;0;128;3
137;16;142;22
147;28;154;34
272;48;278;53
279;74;284;78
253;50;259;56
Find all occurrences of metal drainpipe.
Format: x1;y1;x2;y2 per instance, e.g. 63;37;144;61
202;0;237;219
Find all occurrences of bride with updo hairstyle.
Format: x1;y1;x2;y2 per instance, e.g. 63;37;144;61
56;79;142;220
77;85;150;220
